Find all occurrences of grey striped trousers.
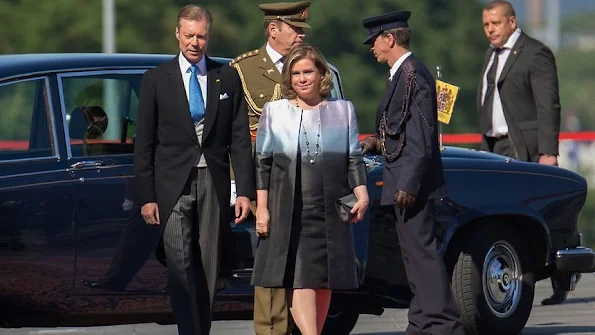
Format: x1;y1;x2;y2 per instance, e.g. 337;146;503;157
163;167;221;335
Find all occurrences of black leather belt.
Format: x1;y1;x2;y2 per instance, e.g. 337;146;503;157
488;134;508;140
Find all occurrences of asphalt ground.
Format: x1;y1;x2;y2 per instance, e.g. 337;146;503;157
3;273;595;334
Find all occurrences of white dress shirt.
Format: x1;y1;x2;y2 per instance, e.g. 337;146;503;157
482;28;521;137
389;51;413;81
178;52;208;166
266;43;285;74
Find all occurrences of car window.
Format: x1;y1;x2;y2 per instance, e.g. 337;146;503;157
0;78;55;161
60;73;143;157
330;68;343;99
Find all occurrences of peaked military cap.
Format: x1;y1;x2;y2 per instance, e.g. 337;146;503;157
259;1;312;29
361;10;411;44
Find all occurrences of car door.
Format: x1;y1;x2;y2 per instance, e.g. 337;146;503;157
0;76;76;320
57;70;168;295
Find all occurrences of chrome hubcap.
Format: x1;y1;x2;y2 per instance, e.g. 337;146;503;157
482;241;522;318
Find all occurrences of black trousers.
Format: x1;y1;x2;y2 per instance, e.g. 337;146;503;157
163;167;221;335
485;135;516;158
394;200;465;335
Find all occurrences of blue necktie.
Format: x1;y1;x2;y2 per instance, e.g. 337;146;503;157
189;64;205;124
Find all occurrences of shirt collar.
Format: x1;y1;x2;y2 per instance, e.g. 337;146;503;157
265;43;284;65
178;51;207;75
389;51;413;80
492;27;522;51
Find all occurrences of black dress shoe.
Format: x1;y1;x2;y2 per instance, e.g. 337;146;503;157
79;278;125;291
541;273;582;305
541;289;568;305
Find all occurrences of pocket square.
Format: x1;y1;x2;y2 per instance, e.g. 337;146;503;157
219;93;229;100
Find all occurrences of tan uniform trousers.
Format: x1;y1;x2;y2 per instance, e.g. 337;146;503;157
254;286;293;335
230;142;293;334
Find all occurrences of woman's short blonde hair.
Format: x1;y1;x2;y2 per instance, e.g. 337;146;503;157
281;44;333;100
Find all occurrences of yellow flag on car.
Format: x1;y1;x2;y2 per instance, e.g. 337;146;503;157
436;79;459;124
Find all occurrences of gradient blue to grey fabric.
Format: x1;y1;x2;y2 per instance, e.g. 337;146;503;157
251;98;366;289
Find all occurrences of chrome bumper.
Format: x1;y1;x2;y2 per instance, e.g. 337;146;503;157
555;246;595;273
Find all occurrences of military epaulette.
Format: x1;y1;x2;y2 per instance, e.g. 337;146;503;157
229;49;259;65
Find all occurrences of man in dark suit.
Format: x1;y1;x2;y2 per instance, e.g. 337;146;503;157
359;10;465;335
478;0;560;165
133;5;255;335
478;0;564;305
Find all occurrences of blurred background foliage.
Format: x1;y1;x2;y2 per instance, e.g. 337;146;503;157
1;0;595;247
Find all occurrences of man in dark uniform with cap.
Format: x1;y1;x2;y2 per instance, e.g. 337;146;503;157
359;10;465;335
230;2;311;335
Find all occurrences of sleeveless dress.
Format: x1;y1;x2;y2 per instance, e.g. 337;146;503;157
283;105;328;289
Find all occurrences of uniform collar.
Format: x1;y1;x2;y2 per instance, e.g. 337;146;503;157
265;42;285;65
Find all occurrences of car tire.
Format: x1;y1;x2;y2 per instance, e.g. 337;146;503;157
292;309;359;335
449;224;535;335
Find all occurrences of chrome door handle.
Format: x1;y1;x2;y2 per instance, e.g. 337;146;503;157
70;161;106;169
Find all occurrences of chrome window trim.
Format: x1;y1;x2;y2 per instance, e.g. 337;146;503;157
0;66;154;84
0;77;60;163
57;69;148;159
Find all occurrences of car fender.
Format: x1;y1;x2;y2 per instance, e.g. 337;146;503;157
439;203;551;258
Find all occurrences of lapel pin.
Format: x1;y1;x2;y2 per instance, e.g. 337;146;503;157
216;78;220;82
513;50;517;55
267;68;274;74
263;57;267;63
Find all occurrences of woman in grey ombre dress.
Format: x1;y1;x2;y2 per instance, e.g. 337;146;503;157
251;44;370;335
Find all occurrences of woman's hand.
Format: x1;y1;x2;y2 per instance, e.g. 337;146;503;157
349;199;368;224
255;206;270;238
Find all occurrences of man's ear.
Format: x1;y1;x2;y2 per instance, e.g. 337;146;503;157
269;21;281;38
386;34;396;48
510;15;517;29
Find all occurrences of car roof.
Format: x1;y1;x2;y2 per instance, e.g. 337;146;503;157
0;53;232;81
0;52;341;82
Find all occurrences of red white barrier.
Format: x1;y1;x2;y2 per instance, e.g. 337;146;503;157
2;132;595;150
358;132;595;144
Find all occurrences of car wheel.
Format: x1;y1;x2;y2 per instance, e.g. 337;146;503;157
292;309;359;335
449;224;535;335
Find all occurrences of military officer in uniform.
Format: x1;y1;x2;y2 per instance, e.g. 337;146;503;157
229;2;311;335
359;10;465;335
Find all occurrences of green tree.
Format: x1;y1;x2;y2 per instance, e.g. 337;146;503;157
1;0;487;135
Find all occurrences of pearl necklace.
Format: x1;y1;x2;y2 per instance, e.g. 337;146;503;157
296;99;321;164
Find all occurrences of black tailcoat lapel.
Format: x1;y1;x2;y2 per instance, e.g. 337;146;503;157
203;56;222;140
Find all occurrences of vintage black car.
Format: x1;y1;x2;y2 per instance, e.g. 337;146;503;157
0;53;593;335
